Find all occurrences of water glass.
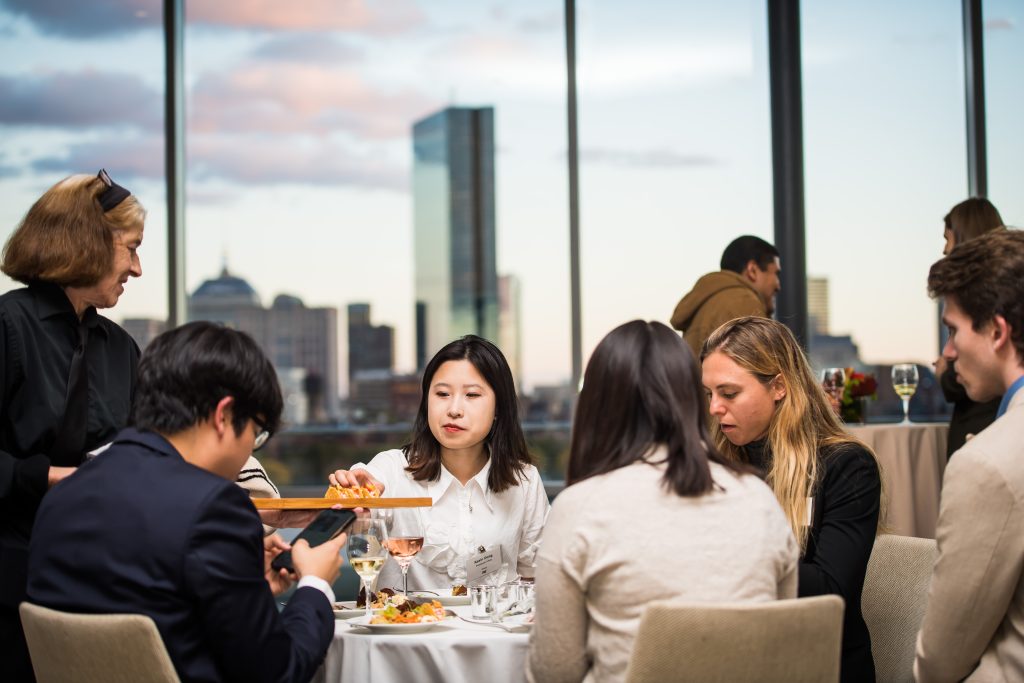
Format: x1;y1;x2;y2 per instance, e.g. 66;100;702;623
470;585;497;620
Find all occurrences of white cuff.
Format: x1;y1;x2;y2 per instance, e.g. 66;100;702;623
297;575;336;605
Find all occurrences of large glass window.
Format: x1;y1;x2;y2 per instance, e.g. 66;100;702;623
802;0;965;421
183;1;570;488
0;1;168;324
576;1;773;362
984;0;1024;229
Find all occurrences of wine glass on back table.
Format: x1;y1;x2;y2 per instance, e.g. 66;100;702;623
347;518;388;622
384;518;424;596
891;363;919;425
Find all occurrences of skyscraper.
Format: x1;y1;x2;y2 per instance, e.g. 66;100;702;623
347;303;394;384
807;276;830;336
498;274;523;392
413;106;498;361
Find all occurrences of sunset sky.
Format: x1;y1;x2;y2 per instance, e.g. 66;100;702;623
1;0;1021;392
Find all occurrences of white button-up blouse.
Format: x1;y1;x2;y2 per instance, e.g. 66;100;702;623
354;449;550;592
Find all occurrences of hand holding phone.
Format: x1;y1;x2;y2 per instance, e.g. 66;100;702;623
271;508;356;574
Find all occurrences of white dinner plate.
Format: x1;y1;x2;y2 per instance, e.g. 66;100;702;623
333;602;378;619
344;615;452;634
410;589;471;606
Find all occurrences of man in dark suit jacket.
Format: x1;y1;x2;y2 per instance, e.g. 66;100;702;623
26;322;346;683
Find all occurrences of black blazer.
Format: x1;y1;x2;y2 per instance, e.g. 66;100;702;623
744;440;881;683
27;429;334;683
802;444;881;683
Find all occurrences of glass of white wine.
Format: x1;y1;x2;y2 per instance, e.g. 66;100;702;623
891;363;919;425
346;518;388;622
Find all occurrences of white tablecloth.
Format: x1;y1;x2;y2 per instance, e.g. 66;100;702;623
313;605;529;683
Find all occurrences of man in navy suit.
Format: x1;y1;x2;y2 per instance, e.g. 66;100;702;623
26;322;346;682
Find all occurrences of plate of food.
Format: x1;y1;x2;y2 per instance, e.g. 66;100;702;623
410;586;471;606
345;599;452;634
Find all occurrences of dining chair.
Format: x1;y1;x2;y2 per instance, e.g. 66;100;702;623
861;533;938;683
625;595;844;683
20;602;181;683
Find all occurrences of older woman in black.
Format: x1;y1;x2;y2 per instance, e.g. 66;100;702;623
0;170;145;681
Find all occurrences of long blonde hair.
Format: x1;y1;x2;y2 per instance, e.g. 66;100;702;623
702;317;881;551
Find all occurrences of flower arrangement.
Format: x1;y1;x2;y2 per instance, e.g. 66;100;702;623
841;368;877;423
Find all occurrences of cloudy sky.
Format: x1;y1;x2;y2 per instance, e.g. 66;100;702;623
1;0;1021;393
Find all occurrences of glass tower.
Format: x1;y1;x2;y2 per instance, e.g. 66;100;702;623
413;106;498;365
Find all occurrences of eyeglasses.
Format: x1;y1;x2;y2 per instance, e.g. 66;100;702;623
252;417;271;451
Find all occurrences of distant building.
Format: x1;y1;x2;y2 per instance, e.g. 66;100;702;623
413;106;498;361
807;276;830;336
808;333;861;373
121;318;166;350
189;267;339;423
347;303;394;385
498;274;523;391
349;370;421;424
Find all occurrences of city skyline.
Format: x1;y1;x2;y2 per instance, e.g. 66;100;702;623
1;0;1022;391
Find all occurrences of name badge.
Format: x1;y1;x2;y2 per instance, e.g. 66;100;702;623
467;545;503;584
805;496;815;527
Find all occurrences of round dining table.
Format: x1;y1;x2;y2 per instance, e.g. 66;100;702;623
313;605;530;683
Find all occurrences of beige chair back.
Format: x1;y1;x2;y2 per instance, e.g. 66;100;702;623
20;602;181;683
861;534;938;683
625;595;844;683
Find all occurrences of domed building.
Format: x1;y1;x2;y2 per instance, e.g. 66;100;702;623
188;267;339;423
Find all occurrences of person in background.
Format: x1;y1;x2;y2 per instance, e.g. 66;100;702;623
670;235;781;359
702;317;881;682
935;197;1005;457
330;335;549;592
28;322;345;683
915;230;1024;682
0;170;144;682
528;321;797;683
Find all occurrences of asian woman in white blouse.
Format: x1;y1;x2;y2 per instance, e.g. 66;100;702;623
329;335;549;592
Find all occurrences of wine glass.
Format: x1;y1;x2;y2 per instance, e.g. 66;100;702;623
821;367;847;407
891;363;919;425
346;518;388;622
384;518;424;597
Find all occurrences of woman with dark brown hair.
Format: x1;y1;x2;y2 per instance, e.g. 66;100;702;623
329;335;548;592
938;197;1005;456
0;170;145;681
527;321;797;683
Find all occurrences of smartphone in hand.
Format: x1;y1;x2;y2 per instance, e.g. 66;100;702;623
271;508;357;573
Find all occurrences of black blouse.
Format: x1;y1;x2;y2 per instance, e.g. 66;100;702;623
743;439;881;683
940;362;1000;458
0;282;139;607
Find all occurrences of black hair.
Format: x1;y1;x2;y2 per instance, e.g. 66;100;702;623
720;235;779;273
403;335;531;493
567;320;745;496
130;321;283;439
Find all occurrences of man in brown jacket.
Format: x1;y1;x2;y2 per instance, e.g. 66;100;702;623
670;236;780;358
915;230;1024;682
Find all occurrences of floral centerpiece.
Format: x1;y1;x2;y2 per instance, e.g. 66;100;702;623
841;368;877;424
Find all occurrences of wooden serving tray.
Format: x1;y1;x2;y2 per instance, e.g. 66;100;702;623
252;497;432;510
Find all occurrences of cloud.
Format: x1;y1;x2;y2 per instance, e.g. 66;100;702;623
28;134;408;192
0;70;161;130
188;0;425;35
0;0;159;38
0;0;424;38
189;136;407;190
984;17;1015;31
250;34;364;63
579;147;718;169
190;63;438;139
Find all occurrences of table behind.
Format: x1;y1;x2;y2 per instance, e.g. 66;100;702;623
847;423;948;539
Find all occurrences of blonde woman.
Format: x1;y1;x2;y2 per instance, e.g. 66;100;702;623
701;317;882;683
